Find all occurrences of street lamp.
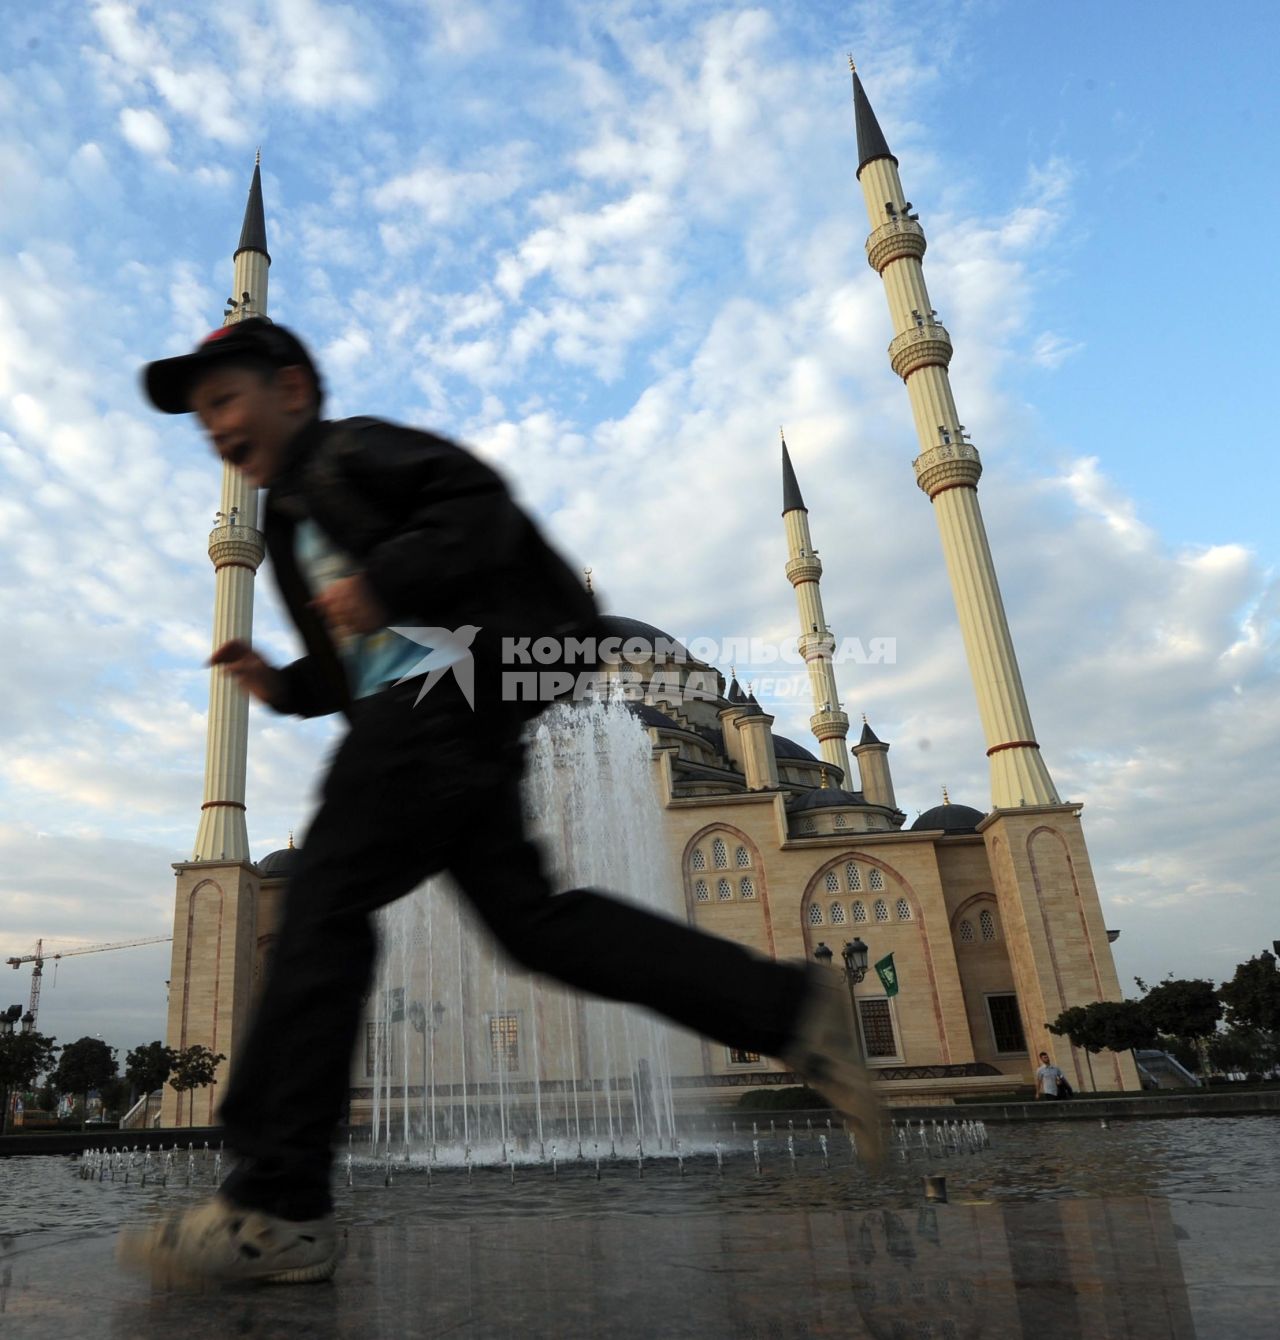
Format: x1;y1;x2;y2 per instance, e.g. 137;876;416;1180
841;938;870;984
814;940;870;1061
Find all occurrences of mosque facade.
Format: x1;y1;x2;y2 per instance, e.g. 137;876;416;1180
160;72;1139;1127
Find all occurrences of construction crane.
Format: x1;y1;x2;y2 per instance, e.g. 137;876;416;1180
5;935;173;1031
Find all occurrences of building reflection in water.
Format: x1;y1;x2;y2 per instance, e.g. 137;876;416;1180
842;1197;1194;1339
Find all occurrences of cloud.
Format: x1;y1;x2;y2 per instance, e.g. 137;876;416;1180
227;0;387;110
1031;330;1084;368
420;0;499;54
88;0;386;151
370;151;526;243
119;105;171;157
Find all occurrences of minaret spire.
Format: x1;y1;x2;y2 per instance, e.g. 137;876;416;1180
852;73;1058;809
780;427;806;514
191;156;270;862
849;58;896;179
235;157;270;266
780;433;853;786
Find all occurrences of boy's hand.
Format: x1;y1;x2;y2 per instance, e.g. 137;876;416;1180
209;640;284;705
310;574;389;637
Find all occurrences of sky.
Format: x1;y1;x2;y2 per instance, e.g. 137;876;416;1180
1;0;1277;1069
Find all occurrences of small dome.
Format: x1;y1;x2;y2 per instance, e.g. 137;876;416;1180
772;735;819;762
596;615;692;662
911;803;985;834
628;702;680;730
788;786;865;811
257;844;301;879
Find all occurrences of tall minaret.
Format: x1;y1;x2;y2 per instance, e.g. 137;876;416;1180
849;68;1139;1093
781;431;853;786
850;64;1058;811
191;152;270;862
162;157;271;1125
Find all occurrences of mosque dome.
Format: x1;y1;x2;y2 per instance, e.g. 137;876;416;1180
772;735;819;762
596;615;692;661
257;843;301;879
910;803;986;834
628;702;681;730
788;786;865;811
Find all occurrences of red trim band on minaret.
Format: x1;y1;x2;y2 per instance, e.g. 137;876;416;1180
986;740;1040;757
928;481;979;500
200;800;247;811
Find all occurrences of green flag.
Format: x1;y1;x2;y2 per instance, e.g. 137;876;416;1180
875;952;899;997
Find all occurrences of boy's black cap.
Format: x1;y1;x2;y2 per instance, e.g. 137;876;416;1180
143;317;321;414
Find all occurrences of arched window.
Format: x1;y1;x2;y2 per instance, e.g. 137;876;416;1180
717;878;732;901
874;899;889;922
801;818;817;834
695;879;710;903
895;898;912;921
979;908;996;941
830;902;846;924
691;849;706;871
824;870;840;893
958;919;975;943
808;903;824;925
740;877;755;900
852;901;867;923
735;845;750;868
834;814;847;829
868;868;885;891
846;864;862;891
712;838;728;869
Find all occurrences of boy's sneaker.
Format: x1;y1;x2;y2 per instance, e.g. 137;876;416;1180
117;1193;338;1286
783;970;886;1167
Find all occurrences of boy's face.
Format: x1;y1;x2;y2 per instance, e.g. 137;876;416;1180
189;362;312;489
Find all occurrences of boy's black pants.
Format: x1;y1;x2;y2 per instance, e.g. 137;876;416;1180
218;679;808;1219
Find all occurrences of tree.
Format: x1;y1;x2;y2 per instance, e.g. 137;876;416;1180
168;1045;226;1127
1135;977;1222;1042
1049;1002;1156;1054
52;1037;118;1127
98;1076;132;1119
1206;1026;1275;1078
1218;953;1280;1033
1048;999;1157;1089
0;1027;58;1134
125;1041;175;1128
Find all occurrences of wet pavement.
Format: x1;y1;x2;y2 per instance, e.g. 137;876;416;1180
2;1118;1278;1338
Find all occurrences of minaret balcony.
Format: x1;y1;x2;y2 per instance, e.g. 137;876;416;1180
913;441;983;497
785;554;823;585
809;708;850;739
888;322;953;379
208;523;266;572
865;217;926;273
798;630;837;662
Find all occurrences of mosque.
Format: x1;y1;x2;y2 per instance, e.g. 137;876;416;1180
159;69;1139;1127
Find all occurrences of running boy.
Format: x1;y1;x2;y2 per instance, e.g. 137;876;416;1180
121;318;881;1284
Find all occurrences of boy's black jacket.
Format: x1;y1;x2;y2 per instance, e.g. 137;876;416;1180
261;416;599;721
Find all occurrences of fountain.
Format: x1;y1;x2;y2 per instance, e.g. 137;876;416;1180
361;698;695;1166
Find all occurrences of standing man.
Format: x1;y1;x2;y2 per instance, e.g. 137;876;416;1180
120;319;882;1285
1035;1050;1067;1100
